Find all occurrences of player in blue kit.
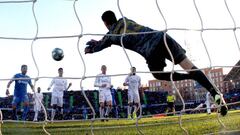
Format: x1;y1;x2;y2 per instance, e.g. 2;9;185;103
6;65;34;120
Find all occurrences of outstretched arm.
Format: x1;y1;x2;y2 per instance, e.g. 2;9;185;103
47;79;54;91
85;33;112;54
30;84;35;92
123;75;129;86
138;77;141;89
28;79;35;92
66;82;72;91
6;79;14;96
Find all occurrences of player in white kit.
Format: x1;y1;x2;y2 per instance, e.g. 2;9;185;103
48;68;72;121
205;92;212;114
94;65;112;121
33;87;43;122
123;67;141;119
193;92;216;114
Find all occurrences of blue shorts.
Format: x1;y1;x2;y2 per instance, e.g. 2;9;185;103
12;95;29;105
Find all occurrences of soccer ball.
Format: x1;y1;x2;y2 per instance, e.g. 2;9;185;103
52;48;64;61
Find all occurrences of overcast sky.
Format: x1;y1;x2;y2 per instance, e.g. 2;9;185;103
0;0;239;97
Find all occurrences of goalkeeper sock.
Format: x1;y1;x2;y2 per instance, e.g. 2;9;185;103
189;66;218;97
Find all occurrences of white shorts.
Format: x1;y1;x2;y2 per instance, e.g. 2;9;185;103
128;90;140;104
51;96;63;107
34;104;42;112
99;90;112;103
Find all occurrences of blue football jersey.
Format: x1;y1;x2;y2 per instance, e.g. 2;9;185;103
13;73;32;97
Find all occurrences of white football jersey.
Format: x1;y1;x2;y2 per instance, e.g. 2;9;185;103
49;77;68;97
34;92;43;111
34;92;43;105
124;74;141;91
94;73;111;90
205;92;211;103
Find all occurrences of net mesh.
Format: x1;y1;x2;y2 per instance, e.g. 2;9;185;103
0;0;239;135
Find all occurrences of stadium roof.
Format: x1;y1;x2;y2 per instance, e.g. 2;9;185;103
223;60;240;81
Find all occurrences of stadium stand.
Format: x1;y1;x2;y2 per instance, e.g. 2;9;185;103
0;89;239;121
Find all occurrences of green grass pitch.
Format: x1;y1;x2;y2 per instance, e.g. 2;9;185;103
1;110;240;135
